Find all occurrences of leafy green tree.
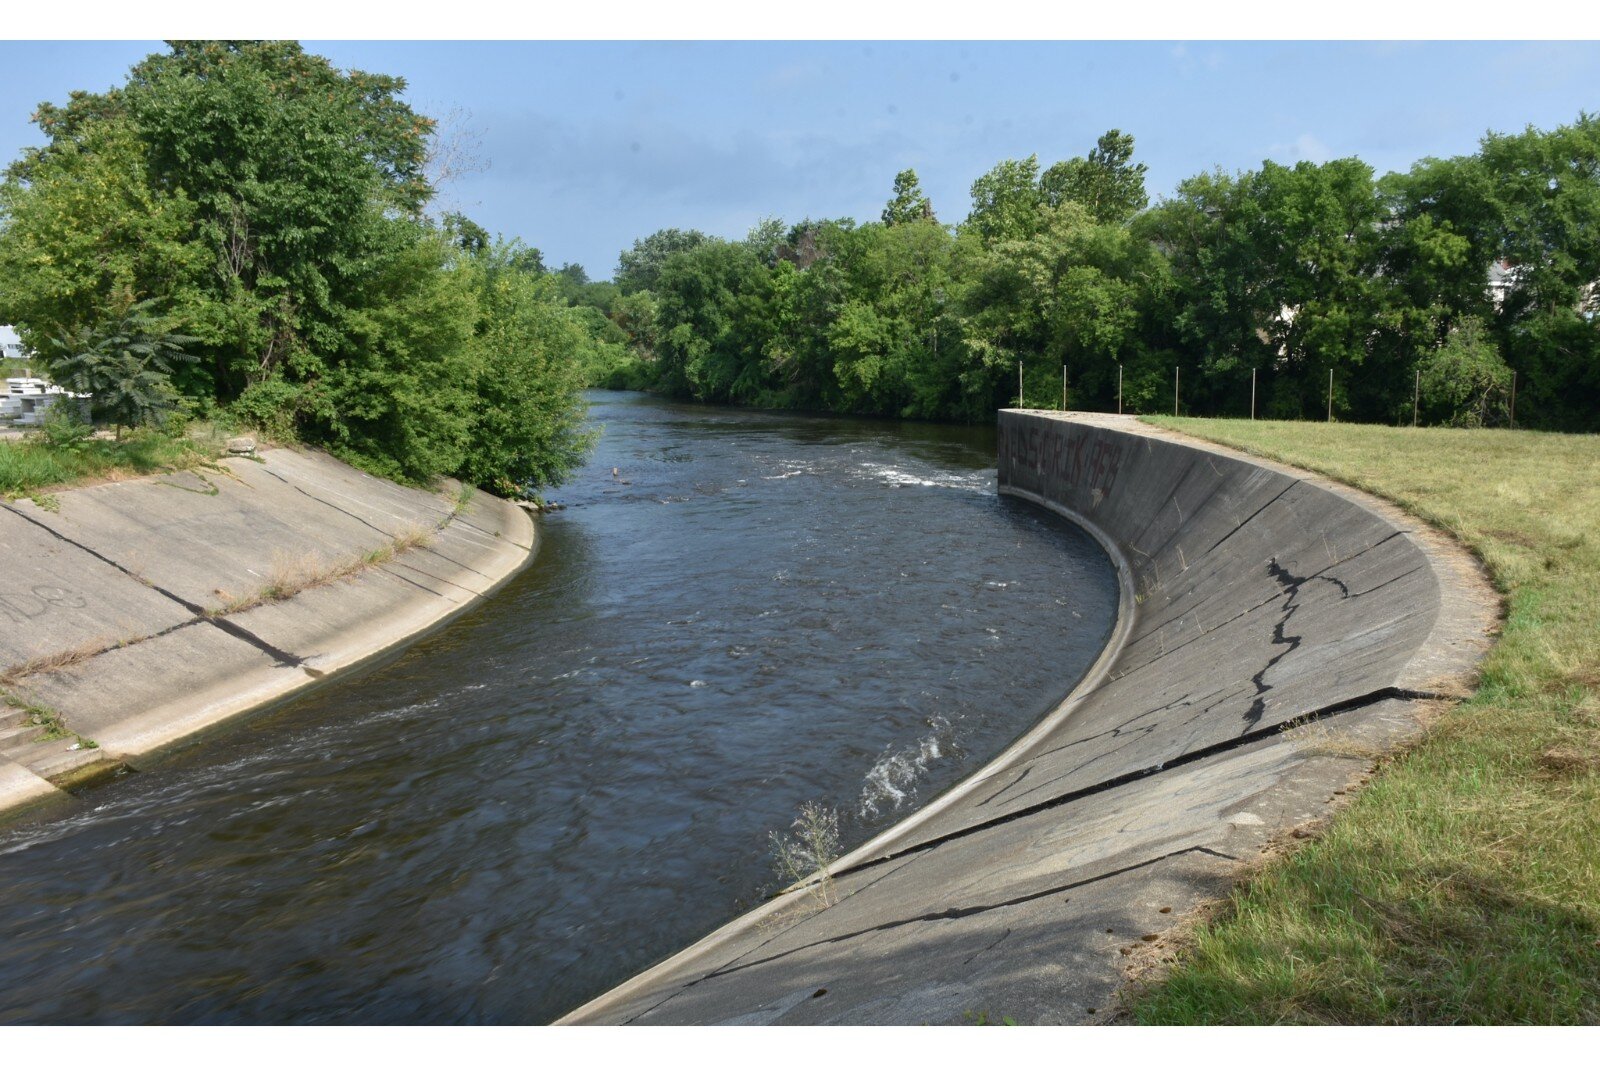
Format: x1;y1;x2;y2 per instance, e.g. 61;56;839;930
1144;159;1387;419
1417;317;1512;427
308;229;480;484
46;299;198;438
616;227;710;294
882;168;935;225
441;211;492;256
1040;129;1149;224
117;41;437;399
0;114;209;373
964;156;1044;245
1476;113;1600;430
652;238;777;402
457;245;595;494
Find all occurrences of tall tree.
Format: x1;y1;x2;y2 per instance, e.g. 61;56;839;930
121;41;436;399
882;168;935;225
964;156;1044;244
0;112;209;384
615;228;710;294
1040;129;1150;224
1;41;594;489
1477;113;1600;430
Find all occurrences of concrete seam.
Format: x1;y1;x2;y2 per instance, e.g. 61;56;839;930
836;685;1445;877
0;502;303;669
672;845;1238;989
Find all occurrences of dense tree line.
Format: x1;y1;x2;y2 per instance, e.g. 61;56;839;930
585;120;1600;431
0;41;596;494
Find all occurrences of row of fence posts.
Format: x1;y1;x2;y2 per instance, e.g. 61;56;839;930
1021;360;1520;429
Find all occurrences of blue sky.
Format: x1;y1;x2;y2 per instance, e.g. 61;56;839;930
1;40;1598;279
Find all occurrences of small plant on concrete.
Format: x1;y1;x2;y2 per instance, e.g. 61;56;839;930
2;688;72;742
769;800;842;907
963;1010;1018;1026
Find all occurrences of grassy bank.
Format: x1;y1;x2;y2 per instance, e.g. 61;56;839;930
1122;417;1599;1024
0;432;219;499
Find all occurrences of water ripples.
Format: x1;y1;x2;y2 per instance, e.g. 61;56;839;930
0;392;1117;1023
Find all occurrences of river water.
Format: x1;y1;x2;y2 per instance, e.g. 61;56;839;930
0;392;1116;1023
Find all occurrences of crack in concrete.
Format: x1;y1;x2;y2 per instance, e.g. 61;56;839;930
837;684;1442;877
963;927;1012;967
377;564;450;599
673;845;1237;990
1118;528;1409;699
0;503;303;669
1205;481;1299;556
627;855;926;1024
419;544;493;582
254;465;406;539
1245;558;1313;730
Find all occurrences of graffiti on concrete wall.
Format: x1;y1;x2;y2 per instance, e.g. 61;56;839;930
999;417;1125;503
0;584;88;625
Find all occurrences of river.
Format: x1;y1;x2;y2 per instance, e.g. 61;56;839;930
0;392;1117;1023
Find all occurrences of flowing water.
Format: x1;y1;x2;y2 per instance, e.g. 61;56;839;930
0;392;1117;1023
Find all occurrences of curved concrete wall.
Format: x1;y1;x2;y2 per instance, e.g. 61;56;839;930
560;412;1492;1025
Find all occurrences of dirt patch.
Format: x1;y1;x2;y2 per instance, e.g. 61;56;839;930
1537;746;1600;775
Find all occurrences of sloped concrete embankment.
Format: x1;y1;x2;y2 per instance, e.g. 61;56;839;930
0;448;534;816
560;411;1495;1025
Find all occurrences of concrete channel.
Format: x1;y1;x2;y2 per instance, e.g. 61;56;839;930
0;446;534;816
558;411;1498;1025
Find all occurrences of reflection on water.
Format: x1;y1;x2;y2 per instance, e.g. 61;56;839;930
0;392;1117;1023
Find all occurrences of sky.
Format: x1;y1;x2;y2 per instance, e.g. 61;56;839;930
1;40;1598;279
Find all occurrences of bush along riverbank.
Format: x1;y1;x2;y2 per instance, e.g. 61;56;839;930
1126;417;1600;1024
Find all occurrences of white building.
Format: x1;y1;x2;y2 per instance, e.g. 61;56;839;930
0;324;90;427
0;324;28;363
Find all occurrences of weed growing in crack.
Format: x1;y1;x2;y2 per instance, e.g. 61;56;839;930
209;524;435;616
769;800;841;908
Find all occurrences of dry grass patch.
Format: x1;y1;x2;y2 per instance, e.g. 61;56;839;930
0;629;151;686
211;523;435;617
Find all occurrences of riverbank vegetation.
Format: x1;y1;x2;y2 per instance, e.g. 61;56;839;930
1124;417;1600;1024
0;422;216;498
567;116;1599;433
0;41;595;496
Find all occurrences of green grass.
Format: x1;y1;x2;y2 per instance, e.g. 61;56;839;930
1122;417;1600;1024
0;431;216;498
